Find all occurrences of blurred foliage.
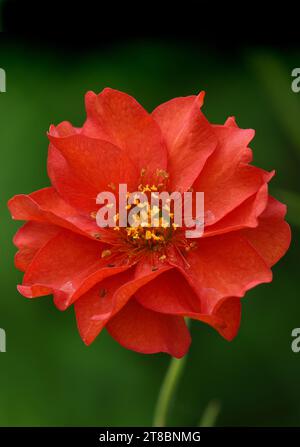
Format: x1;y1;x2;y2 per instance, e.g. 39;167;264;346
250;52;300;162
0;39;299;426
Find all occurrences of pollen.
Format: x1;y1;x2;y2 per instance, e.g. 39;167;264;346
145;230;152;240
108;182;116;191
185;242;198;252
161;218;169;228
138;184;161;194
156;169;169;179
101;249;112;258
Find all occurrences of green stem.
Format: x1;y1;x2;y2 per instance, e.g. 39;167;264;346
198;399;221;427
152;354;188;427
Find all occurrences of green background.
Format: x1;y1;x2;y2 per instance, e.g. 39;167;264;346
0;38;299;426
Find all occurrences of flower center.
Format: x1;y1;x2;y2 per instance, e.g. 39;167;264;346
113;181;177;251
94;169;198;263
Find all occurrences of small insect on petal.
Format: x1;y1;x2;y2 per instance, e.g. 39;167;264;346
93;233;102;240
99;288;107;298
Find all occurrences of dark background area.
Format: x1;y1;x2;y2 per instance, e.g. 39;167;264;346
0;3;300;427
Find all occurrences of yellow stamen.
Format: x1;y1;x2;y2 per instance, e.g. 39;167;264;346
90;211;97;219
145;230;152;240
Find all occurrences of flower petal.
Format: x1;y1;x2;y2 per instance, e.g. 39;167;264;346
136;269;202;314
17;230;131;309
241;196;291;267
193;120;271;224
74;270;133;346
203;183;269;237
197;296;241;341
136;270;241;341
152;93;217;192
47;144;101;213
47;121;104;213
8;187;99;238
75;260;171;345
83;88;167;181
170;232;272;304
48;132;139;204
13;221;60;271
107;299;191;358
91;259;172;322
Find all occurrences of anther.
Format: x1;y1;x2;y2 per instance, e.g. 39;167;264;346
101;249;112;258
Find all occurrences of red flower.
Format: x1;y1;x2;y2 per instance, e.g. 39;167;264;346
8;88;291;358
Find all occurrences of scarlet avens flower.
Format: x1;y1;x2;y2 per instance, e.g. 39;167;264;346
8;88;291;358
